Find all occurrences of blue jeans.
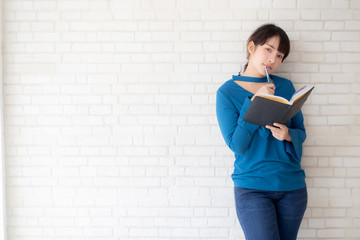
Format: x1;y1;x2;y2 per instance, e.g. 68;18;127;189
234;187;307;240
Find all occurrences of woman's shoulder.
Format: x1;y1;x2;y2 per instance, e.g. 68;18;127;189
218;79;234;89
217;79;248;103
217;79;236;95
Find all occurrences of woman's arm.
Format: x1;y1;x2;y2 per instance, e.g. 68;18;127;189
285;110;306;162
216;88;260;155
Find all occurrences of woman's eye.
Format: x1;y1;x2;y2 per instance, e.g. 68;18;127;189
266;48;271;52
277;55;283;59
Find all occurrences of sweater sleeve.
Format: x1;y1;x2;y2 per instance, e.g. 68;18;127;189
216;88;260;155
285;83;307;162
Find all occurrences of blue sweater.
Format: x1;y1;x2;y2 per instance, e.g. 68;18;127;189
216;75;306;191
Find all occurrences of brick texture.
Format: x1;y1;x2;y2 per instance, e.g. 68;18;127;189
2;0;360;239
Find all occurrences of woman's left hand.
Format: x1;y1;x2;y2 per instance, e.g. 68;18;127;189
266;123;292;142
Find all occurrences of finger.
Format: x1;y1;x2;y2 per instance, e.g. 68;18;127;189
266;126;279;134
273;123;283;128
267;89;275;95
265;125;274;130
268;83;276;89
267;85;275;91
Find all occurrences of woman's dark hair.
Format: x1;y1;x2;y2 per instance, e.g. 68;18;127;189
243;23;290;71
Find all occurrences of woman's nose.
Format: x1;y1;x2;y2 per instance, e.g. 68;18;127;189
268;54;276;63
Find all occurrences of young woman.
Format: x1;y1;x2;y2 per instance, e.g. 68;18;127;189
216;24;307;240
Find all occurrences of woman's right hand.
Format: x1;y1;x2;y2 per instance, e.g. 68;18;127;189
251;83;276;101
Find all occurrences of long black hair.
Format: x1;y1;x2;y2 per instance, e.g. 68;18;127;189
243;23;290;72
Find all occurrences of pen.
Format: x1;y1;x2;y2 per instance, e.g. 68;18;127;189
264;66;271;84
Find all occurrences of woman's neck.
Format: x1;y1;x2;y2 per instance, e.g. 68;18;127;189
242;65;265;78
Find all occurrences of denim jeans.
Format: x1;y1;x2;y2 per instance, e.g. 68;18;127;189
234;187;307;240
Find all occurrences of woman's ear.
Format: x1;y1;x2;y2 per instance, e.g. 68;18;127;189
248;41;256;55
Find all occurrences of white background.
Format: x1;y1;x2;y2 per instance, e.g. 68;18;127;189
2;0;360;239
1;0;7;238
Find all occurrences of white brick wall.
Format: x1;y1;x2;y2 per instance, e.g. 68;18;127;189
0;0;6;238
2;0;360;239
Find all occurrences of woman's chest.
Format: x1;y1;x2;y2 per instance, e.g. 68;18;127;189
233;81;270;94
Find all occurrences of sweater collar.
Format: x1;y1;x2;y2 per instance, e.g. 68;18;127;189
232;74;272;83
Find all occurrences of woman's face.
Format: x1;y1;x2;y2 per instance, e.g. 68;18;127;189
247;35;285;77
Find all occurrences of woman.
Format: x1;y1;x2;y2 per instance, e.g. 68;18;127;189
216;24;307;240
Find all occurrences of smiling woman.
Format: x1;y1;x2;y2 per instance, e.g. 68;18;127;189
216;24;307;240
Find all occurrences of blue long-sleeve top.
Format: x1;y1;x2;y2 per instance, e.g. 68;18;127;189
216;74;306;191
